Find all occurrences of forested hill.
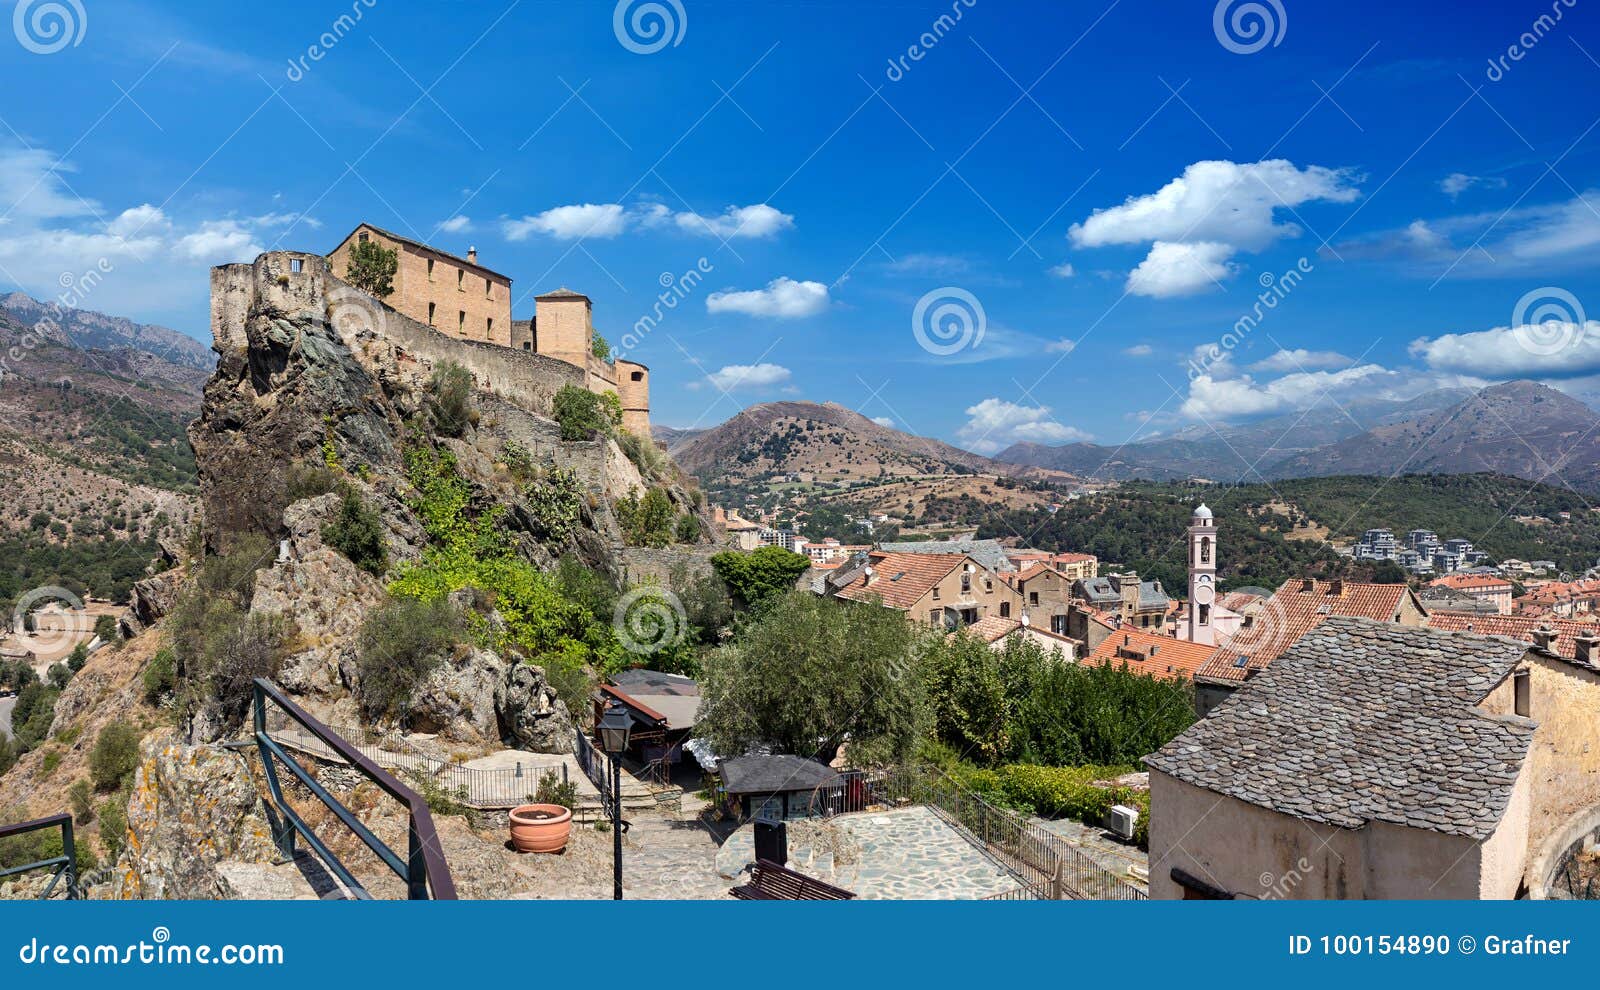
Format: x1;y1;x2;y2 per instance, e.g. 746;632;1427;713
965;473;1600;594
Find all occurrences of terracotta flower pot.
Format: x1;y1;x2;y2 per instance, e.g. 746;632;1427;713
509;804;573;854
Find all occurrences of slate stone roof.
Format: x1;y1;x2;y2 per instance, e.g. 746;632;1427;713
719;755;841;795
878;538;1015;572
1074;575;1168;610
1146;617;1535;839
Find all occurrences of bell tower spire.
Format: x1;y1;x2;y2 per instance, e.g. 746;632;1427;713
1187;504;1217;645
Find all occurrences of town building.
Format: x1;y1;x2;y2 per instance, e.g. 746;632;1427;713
1006;549;1098;581
877;538;1016;573
327;224;650;434
1429;573;1514;615
1418;583;1501;615
1084;625;1215;682
960;615;1082;659
1183;504;1217;646
1424;612;1600;663
1005;562;1077;635
829;549;1024;629
1147;618;1600;899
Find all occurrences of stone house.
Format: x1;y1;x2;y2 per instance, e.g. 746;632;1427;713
1006;562;1075;636
1430;573;1514;615
1084;625;1216;682
327;224;649;435
830;550;1024;629
1145;617;1600;899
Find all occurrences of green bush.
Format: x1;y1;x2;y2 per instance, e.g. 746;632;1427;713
711;546;812;609
89;722;142;792
616;488;676;548
675;514;701;544
93;614;119;646
322;487;389;576
69;779;95;824
285;461;340;501
524;467;583;544
552;384;620;441
533;770;579;810
616;430;670;480
142;647;176;704
98;792;128;862
356;596;462;721
428;361;475;438
66;642;89;673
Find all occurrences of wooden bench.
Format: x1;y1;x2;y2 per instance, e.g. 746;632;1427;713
729;859;856;900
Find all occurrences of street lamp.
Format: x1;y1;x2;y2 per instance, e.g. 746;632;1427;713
597;706;634;900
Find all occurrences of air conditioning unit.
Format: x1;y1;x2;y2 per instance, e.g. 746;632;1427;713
1107;804;1139;841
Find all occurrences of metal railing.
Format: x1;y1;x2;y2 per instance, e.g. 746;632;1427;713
0;813;77;899
574;729;615;818
815;766;1147;901
252;679;456;900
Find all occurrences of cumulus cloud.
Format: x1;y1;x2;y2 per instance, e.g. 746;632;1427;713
1181;365;1390;420
1409;322;1600;377
1048;261;1075;278
1045;338;1077;354
1440;172;1507;199
502;203;626;241
870;416;895;428
1125;241;1236;298
1249;348;1354;373
1071;159;1358;297
172;220;263;261
706;277;829;318
956;398;1092;455
504;201;793;242
704;363;792;390
1334;191;1600;275
1124;344;1154;357
438;215;473;233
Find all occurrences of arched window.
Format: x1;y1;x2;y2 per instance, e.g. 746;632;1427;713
1200;536;1211;564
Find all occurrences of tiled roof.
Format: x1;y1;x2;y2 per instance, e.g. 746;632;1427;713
1085;627;1215;681
963;615;1022;644
1218;590;1263;612
1146;617;1534;839
334;222;513;282
1430;573;1512;591
833;551;964;610
878;539;1015;572
1193;579;1416;686
1424;611;1599;661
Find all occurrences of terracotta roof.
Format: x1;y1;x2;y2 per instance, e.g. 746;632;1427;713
1218;591;1263;612
1147;617;1533;840
833;551;965;610
1424;611;1599;660
1430;573;1512;591
1085;626;1215;681
1193;579;1417;686
963;615;1022;644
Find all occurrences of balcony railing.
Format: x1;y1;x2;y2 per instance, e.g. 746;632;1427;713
0;813;77;899
251;678;456;899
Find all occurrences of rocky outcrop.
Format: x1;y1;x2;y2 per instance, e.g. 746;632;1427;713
123;566;187;636
497;662;575;754
111;730;280;900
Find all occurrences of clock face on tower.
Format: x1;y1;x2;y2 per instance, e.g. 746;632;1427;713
1193;574;1214;605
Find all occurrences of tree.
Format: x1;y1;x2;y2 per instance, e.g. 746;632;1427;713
922;631;1049;766
344;239;397;298
322;487;389;576
711;546;812;609
697;592;926;765
552;384;620;441
1369;560;1409;584
617;488;676;548
92;614;119;646
592;331;611;361
88;722;142;792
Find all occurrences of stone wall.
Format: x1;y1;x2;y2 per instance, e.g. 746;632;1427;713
328;224;512;346
617;545;726;588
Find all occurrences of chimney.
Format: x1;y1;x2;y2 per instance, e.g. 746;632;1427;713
1301;578;1316;592
1329;579;1345;597
467;246;478;265
1532;626;1558;652
1575;632;1599;665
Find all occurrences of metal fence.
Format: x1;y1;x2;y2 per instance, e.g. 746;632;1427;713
0;812;77;899
815;766;1147;901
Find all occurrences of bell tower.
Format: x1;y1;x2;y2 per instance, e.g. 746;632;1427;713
1187;504;1216;645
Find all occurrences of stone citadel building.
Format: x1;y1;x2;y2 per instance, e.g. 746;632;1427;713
327;223;650;434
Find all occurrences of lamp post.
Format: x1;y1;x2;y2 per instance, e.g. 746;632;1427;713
597;706;634;901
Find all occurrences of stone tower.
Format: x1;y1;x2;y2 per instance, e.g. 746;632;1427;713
1186;504;1217;645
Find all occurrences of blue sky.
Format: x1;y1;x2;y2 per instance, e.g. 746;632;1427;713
3;0;1600;453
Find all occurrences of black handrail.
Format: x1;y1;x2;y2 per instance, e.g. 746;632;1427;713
0;812;77;899
251;678;456;899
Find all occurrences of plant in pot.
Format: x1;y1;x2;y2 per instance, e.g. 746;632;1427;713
508;771;578;854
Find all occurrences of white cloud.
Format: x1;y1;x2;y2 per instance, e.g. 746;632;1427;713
502;203;626;241
1070;159;1359;251
504;201;793;242
886;253;972;277
438;215;473;233
705;363;792;390
1440;172;1507;199
106;205;169;239
1045;338;1077;354
956;398;1092;455
1123;344;1154;357
1048;262;1075;278
1181;365;1389;420
1409;322;1600;377
1334;191;1600;275
173;220;263;262
871;416;895;428
706;277;829;318
1249;348;1354;373
1125;241;1236;298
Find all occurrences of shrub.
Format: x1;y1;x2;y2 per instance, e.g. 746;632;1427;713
142;647;176;704
552;384;619;441
356;597;462;721
322;487;389;575
533;770;579;810
674;514;701;544
89;722;142;792
47;662;72;691
711;546;812;609
93;614;119;646
69;779;95;824
616;488;675;548
428;361;475;438
66;642;89;673
285;461;340;501
344;238;397;298
98;793;128;861
616;430;669;480
524;467;583;544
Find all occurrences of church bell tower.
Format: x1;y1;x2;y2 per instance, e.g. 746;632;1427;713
1187;504;1216;645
